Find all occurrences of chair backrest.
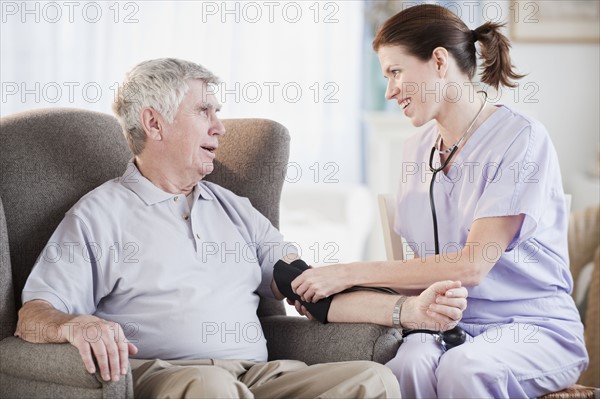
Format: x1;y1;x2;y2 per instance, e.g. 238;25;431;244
0;196;16;340
568;204;599;285
0;108;288;326
378;193;404;261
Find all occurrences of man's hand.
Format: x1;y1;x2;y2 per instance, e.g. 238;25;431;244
287;299;316;321
400;280;467;331
61;315;138;382
15;300;138;382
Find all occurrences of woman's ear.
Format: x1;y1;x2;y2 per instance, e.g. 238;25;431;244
431;47;449;79
140;107;163;141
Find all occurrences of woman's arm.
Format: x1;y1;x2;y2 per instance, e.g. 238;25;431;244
292;214;525;303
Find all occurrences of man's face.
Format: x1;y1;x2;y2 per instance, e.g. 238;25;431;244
162;79;225;181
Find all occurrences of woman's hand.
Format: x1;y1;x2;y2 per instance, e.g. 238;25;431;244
291;263;354;303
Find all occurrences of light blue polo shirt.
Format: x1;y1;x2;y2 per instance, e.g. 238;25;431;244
22;162;296;362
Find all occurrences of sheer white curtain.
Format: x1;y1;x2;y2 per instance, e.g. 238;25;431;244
1;0;364;183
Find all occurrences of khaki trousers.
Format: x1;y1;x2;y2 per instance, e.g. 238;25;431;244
130;358;400;398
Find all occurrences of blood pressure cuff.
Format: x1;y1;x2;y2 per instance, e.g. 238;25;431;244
273;259;399;324
273;259;333;324
402;326;467;350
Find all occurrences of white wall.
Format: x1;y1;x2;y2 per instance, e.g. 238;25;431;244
499;42;600;210
487;1;600;210
0;1;365;185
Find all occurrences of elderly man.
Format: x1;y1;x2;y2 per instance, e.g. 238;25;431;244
15;58;467;398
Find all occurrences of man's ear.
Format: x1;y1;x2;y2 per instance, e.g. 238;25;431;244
431;47;449;79
140;107;164;141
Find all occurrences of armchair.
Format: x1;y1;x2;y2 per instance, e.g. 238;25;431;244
0;108;401;398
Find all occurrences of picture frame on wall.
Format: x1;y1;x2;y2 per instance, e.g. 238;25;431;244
510;0;600;43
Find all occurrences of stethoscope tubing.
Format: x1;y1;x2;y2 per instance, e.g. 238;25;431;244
429;144;460;255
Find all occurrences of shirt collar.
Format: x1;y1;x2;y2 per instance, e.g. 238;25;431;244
120;161;213;206
195;183;215;202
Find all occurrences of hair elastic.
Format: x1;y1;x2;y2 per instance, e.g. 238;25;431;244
471;29;478;43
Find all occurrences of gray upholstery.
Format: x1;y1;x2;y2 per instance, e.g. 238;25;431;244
262;317;401;365
1;108;136;398
0;108;401;398
0;109;132;311
0;337;134;398
0;197;16;341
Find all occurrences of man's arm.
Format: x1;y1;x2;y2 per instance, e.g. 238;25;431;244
271;278;285;300
270;253;300;300
293;280;467;330
15;300;137;382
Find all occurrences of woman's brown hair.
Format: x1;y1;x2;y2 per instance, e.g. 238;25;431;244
372;4;524;88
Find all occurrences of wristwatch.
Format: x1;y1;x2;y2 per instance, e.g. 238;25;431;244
392;296;408;329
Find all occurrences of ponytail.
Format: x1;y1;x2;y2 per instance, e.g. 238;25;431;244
473;22;525;88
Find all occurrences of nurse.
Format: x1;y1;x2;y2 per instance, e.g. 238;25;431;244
291;4;588;398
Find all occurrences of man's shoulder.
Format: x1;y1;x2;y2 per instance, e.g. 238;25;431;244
68;178;133;218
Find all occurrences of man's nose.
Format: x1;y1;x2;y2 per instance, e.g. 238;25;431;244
211;116;226;136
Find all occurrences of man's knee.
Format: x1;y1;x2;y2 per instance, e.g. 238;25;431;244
136;365;249;399
178;366;240;396
338;361;401;398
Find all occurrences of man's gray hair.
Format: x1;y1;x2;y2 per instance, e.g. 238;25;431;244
112;58;220;155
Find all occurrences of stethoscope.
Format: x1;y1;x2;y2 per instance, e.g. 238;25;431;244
428;92;488;254
411;92;488;350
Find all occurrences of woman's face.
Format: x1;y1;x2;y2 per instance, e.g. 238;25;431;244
377;45;442;127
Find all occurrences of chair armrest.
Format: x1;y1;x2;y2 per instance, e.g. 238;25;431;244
261;316;402;365
0;336;133;398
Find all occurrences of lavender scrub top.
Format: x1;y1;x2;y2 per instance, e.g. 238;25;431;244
394;105;583;332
